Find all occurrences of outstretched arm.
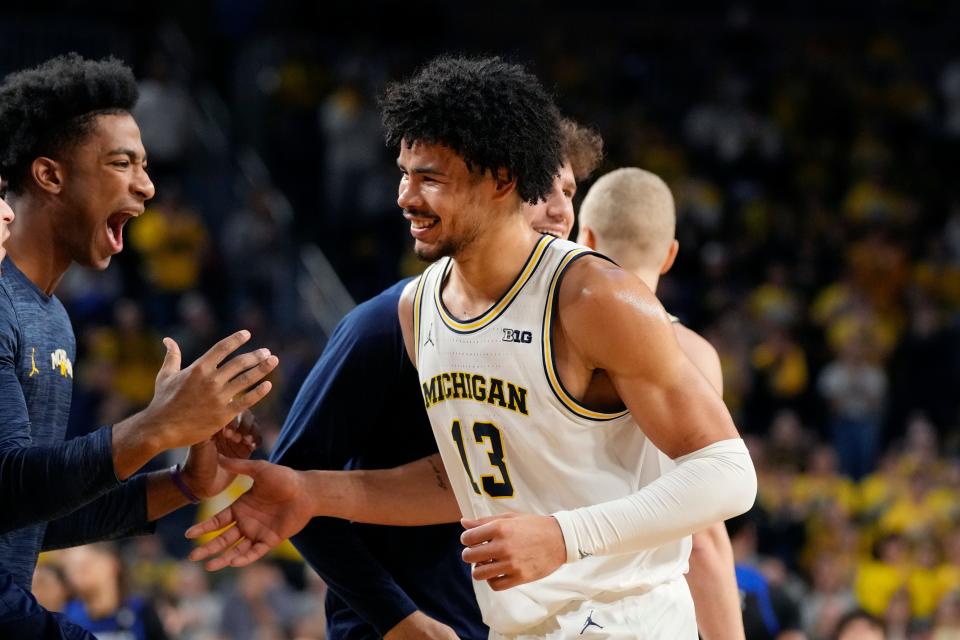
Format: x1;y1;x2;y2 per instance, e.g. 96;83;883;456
186;277;464;571
0;303;275;534
186;452;460;570
42;415;259;550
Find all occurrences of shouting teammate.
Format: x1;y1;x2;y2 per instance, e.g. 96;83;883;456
0;54;277;638
189;56;757;638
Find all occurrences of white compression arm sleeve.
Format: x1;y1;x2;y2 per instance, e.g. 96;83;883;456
552;438;757;562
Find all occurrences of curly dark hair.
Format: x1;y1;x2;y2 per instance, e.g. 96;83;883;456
380;56;563;205
0;53;138;193
561;118;604;181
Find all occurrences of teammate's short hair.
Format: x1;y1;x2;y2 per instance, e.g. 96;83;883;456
380;55;563;205
561;118;603;181
579;167;675;270
0;53;138;193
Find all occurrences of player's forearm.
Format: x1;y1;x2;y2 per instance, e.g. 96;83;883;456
145;469;193;521
110;411;172;480
553;438;756;561
41;475;153;550
0;427;120;534
307;454;461;526
687;523;745;640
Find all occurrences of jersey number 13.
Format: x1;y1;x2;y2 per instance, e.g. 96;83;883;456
451;420;515;498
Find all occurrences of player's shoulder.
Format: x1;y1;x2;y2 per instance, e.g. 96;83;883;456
397;272;424;328
557;254;660;321
397;274;420;310
672;323;719;362
397;262;441;329
672;321;723;392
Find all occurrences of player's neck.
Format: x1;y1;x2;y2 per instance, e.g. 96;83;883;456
4;196;71;295
448;217;540;305
633;269;660;294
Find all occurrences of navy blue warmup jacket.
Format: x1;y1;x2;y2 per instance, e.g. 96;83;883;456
271;278;486;639
0;257;151;639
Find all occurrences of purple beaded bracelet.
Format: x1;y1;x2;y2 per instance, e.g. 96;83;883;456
169;463;202;504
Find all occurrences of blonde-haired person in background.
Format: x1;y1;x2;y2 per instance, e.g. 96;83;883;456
577;166;747;640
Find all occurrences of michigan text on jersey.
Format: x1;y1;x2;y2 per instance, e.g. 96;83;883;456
422;371;529;416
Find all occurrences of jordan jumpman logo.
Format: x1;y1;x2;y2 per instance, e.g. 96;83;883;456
579;610;604;634
28;348;40;377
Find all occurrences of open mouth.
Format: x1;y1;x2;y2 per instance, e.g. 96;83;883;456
105;211;139;253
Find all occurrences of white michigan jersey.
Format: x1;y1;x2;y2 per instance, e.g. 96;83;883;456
412;236;692;634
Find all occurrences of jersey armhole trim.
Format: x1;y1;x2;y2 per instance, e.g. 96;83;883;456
541;249;630;422
412;269;431;367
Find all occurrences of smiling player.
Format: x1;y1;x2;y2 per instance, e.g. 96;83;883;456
190;56;756;638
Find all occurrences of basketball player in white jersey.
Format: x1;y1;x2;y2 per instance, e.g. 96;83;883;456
188;57;756;638
577;167;746;640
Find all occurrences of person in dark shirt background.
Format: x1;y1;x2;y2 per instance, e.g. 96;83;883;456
727;509;806;640
0;54;278;638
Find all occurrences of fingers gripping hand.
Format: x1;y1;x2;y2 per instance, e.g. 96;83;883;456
185;457;312;571
217;410;261;460
460;513;567;591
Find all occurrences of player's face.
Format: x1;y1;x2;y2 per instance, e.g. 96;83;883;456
397;140;496;261
523;160;575;240
0;191;13;264
56;112;154;269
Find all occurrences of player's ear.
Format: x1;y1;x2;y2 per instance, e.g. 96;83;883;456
577;226;597;250
31;157;65;195
491;168;516;200
659;239;679;275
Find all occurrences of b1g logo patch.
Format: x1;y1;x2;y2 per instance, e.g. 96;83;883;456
502;328;533;344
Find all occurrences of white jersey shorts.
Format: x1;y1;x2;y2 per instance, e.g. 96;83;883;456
486;577;697;640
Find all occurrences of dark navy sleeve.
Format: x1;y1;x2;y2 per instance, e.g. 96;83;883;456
0;570;96;639
291;519;416;634
271;285;418;635
0;291;124;534
0;427;123;535
40;474;153;550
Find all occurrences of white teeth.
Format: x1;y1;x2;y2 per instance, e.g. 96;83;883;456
536;228;560;238
411;219;437;230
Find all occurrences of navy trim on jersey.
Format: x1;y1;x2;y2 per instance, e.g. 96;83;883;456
540;249;629;422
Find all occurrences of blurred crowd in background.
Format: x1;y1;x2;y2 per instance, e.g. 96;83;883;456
5;1;960;638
